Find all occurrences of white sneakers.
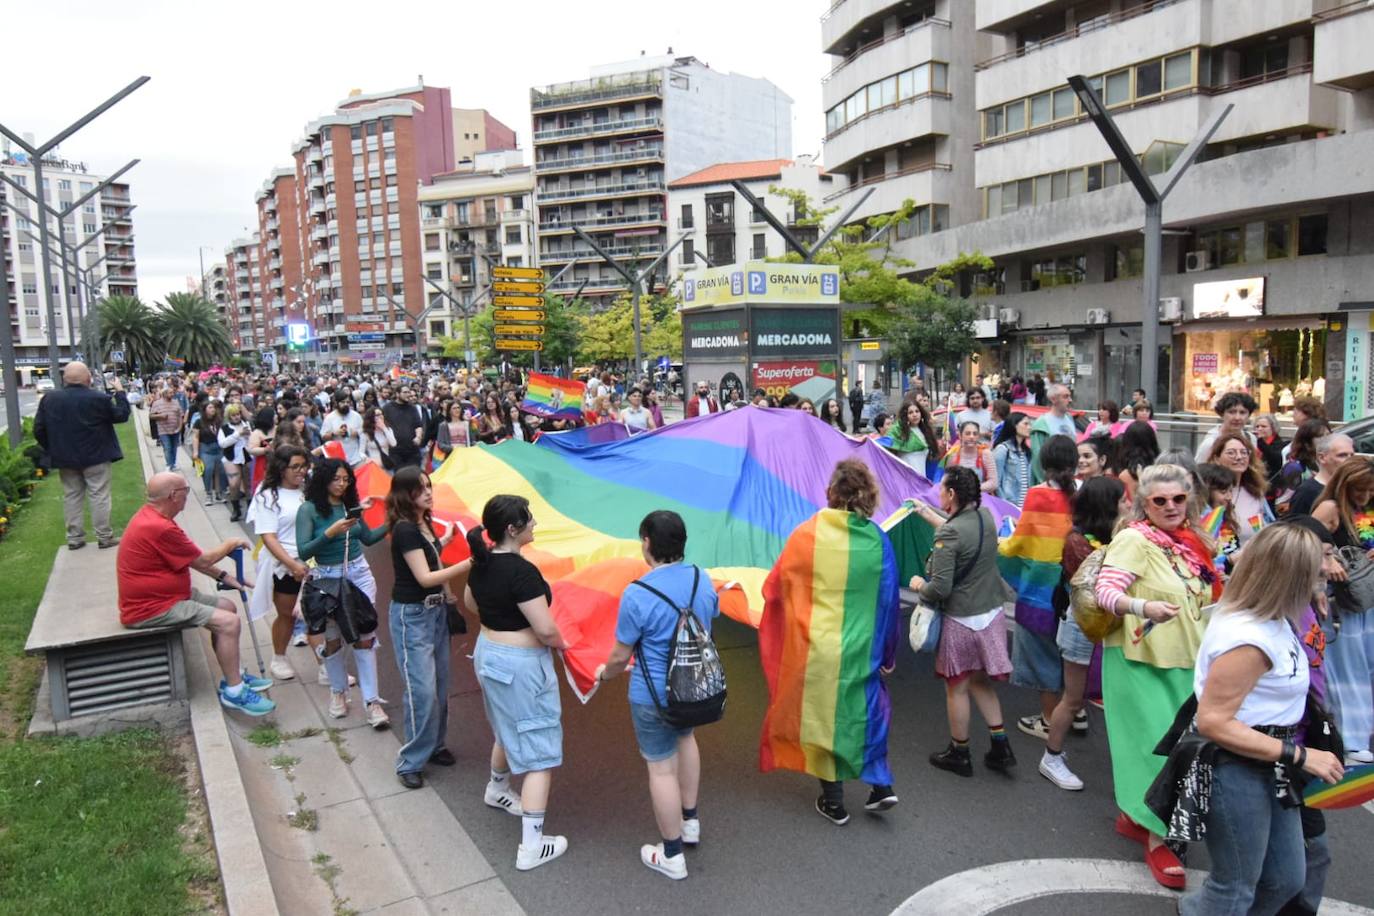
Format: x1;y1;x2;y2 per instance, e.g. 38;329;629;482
328;691;348;719
681;817;700;846
641;843;688;880
269;658;296;681
1038;751;1085;791
516;835;568;871
484;784;523;816
316;666;356;688
366;700;389;729
1345;749;1374;765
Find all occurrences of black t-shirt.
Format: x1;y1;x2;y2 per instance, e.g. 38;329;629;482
1288;477;1326;517
468;552;551;631
390;520;444;603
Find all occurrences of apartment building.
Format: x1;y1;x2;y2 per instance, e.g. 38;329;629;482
530;54;793;299
203;261;231;347
0;150;138;376
453;108;518;162
666;157;840;275
227;84;516;363
832;0;1374;417
417;150;536;345
223;237;263;355
820;0;983;244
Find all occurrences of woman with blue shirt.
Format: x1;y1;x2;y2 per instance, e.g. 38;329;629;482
992;412;1033;508
596;511;720;881
296;458;390;726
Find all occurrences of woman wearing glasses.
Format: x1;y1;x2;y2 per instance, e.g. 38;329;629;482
1206;432;1273;544
1092;464;1222;890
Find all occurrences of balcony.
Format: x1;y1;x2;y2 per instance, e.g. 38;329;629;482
540;243;665;264
823;16;951;99
269;257;282;271
266;216;280;231
309;171;325;189
312;225;328;241
533;115;663;144
1315;1;1374;91
531;75;663;112
501;208;530;222
824;93;952;173
312;195;328;214
537;179;666;203
312;250;329;266
537;211;666;234
534;146;664;174
421;216;450;230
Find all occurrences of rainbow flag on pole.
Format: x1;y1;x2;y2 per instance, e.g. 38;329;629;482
997;486;1073;637
1302;763;1374;810
522;372;585;420
758;508;901;785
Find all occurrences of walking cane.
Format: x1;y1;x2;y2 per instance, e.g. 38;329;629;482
222;546;269;681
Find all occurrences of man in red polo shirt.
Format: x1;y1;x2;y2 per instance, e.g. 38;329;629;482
118;471;275;716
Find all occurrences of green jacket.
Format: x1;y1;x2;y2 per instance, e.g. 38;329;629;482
918;506;1010;618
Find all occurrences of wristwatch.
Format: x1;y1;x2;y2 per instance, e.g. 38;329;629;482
216;570;228;584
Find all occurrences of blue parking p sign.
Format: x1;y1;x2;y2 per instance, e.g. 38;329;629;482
748;271;767;295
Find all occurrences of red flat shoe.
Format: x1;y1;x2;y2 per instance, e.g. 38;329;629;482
1115;812;1148;845
1146;841;1186;891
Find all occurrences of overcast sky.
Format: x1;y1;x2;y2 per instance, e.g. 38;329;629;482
5;0;830;305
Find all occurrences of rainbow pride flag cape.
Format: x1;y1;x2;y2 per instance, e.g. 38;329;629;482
758;508;901;784
346;409;1018;697
522;372;585;420
997;485;1072;637
1302;763;1374;810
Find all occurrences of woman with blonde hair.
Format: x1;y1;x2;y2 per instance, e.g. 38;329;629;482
1093;463;1221;889
1311;458;1374;765
1173;523;1344;914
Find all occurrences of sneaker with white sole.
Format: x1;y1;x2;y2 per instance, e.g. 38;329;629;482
640;843;687;880
219;684;276;716
1017;715;1050;740
317;667;356;688
1345;749;1374;765
484;784;523;816
366;701;389;729
1072;709;1090;734
681;817;700;846
516;835;568;871
328;691;348;719
1038;750;1085;791
291;632;309;647
269;658;296;681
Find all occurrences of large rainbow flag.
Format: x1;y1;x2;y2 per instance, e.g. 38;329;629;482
521;372;585;420
758;508;901;784
997;485;1072;637
347;408;1019;696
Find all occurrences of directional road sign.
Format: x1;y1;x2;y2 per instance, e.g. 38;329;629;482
493;324;547;336
492;280;544;295
492;295;543;307
493;309;546;322
495;338;543;352
491;266;543;281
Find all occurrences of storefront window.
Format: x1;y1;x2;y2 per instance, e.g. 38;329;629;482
1183;327;1327;416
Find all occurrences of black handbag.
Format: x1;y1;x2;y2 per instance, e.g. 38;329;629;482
445;600;468;635
1333;545;1374;614
299;528;378;642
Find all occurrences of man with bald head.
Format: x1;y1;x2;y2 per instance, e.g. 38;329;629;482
33;361;130;550
118;472;275;715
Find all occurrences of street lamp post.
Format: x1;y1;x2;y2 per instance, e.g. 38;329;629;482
1066;76;1230;407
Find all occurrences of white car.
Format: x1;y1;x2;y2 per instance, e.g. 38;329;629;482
35;378;54;391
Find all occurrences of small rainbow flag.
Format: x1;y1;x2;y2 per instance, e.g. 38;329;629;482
1303;763;1374;810
1201;505;1226;540
758;508;901;785
522;371;585;420
163;356;185;369
997;486;1072;637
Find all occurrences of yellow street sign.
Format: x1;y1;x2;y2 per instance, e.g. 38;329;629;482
492;266;543;280
492;295;543;307
494;324;547;336
493;280;545;295
493;309;546;322
495;338;543;352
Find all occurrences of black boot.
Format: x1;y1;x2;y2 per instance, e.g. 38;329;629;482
985;737;1017;773
228;498;242;522
929;742;973;777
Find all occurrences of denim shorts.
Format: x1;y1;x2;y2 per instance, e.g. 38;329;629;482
1011;623;1065;692
630;702;693;762
1056;614;1095;666
473;635;562;774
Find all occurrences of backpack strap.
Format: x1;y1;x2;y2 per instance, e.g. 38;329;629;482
628;566;702;719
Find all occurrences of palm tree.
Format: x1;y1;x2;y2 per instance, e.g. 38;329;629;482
157;292;232;369
97;295;161;371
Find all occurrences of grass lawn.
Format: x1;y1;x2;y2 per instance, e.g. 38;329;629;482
0;415;223;913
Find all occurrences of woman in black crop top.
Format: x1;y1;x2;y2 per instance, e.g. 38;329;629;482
384;467;475;790
464;495;571;872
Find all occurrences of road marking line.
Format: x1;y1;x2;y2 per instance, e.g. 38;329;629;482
889;858;1374;916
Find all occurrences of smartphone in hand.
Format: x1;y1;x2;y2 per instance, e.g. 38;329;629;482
345;503;364;520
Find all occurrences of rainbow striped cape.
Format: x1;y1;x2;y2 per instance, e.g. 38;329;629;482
997;485;1073;637
522;372;585;420
758;508;901;784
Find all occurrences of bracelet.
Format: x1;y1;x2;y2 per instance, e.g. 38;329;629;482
1295;745;1308;769
1130;597;1147;617
1279;740;1297;767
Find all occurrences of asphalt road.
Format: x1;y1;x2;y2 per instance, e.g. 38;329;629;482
358;543;1374;915
0;389;38;436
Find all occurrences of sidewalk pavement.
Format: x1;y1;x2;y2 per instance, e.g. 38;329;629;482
137;417;523;915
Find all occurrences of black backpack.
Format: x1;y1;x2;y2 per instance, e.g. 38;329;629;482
630;567;727;729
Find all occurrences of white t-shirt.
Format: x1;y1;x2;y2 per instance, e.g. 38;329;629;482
321;410;364;465
248;487;305;576
622;405;653;432
1194;611;1308;727
955;406;993;436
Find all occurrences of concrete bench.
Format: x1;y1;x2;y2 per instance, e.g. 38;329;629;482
25;545;190;736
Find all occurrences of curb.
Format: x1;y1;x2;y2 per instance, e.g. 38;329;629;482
135;411;282;916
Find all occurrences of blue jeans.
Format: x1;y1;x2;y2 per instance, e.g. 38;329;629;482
199;443;225;495
1180;759;1306;916
388;600;449;775
159;432;180;468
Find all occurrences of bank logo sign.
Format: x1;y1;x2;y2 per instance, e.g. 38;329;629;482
681;260;841;308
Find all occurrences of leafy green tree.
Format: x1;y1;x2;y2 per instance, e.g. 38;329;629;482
644;308;682;361
887;295;980;394
96;295;160;371
575;300;635;364
156;292;232;369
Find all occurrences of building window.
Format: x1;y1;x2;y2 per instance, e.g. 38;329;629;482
385;174;398;187
706;234;734;266
1110;243;1144;280
351;125;362;140
427;267;442;280
705;194;733;227
58;179;71;191
1297;214;1327;256
1104;69;1131;106
365;121;377;136
381;117;394;133
1164;52;1192;91
1028;254;1086;290
425;233;440;251
505;227;521;244
682;238;695;264
680;203;694;229
1136;60;1162;98
751;233;766;260
83;222;97;234
826;61;949;137
1265;219;1291;259
509;195;525;209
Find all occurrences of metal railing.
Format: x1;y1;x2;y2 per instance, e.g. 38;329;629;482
823;17;950;83
538;180;665;202
531;78;662;111
537;212;665;231
819;0;847;23
541;243;665;263
533;115;662;143
976;0;1185;71
535;147;664;172
823;161;952;202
